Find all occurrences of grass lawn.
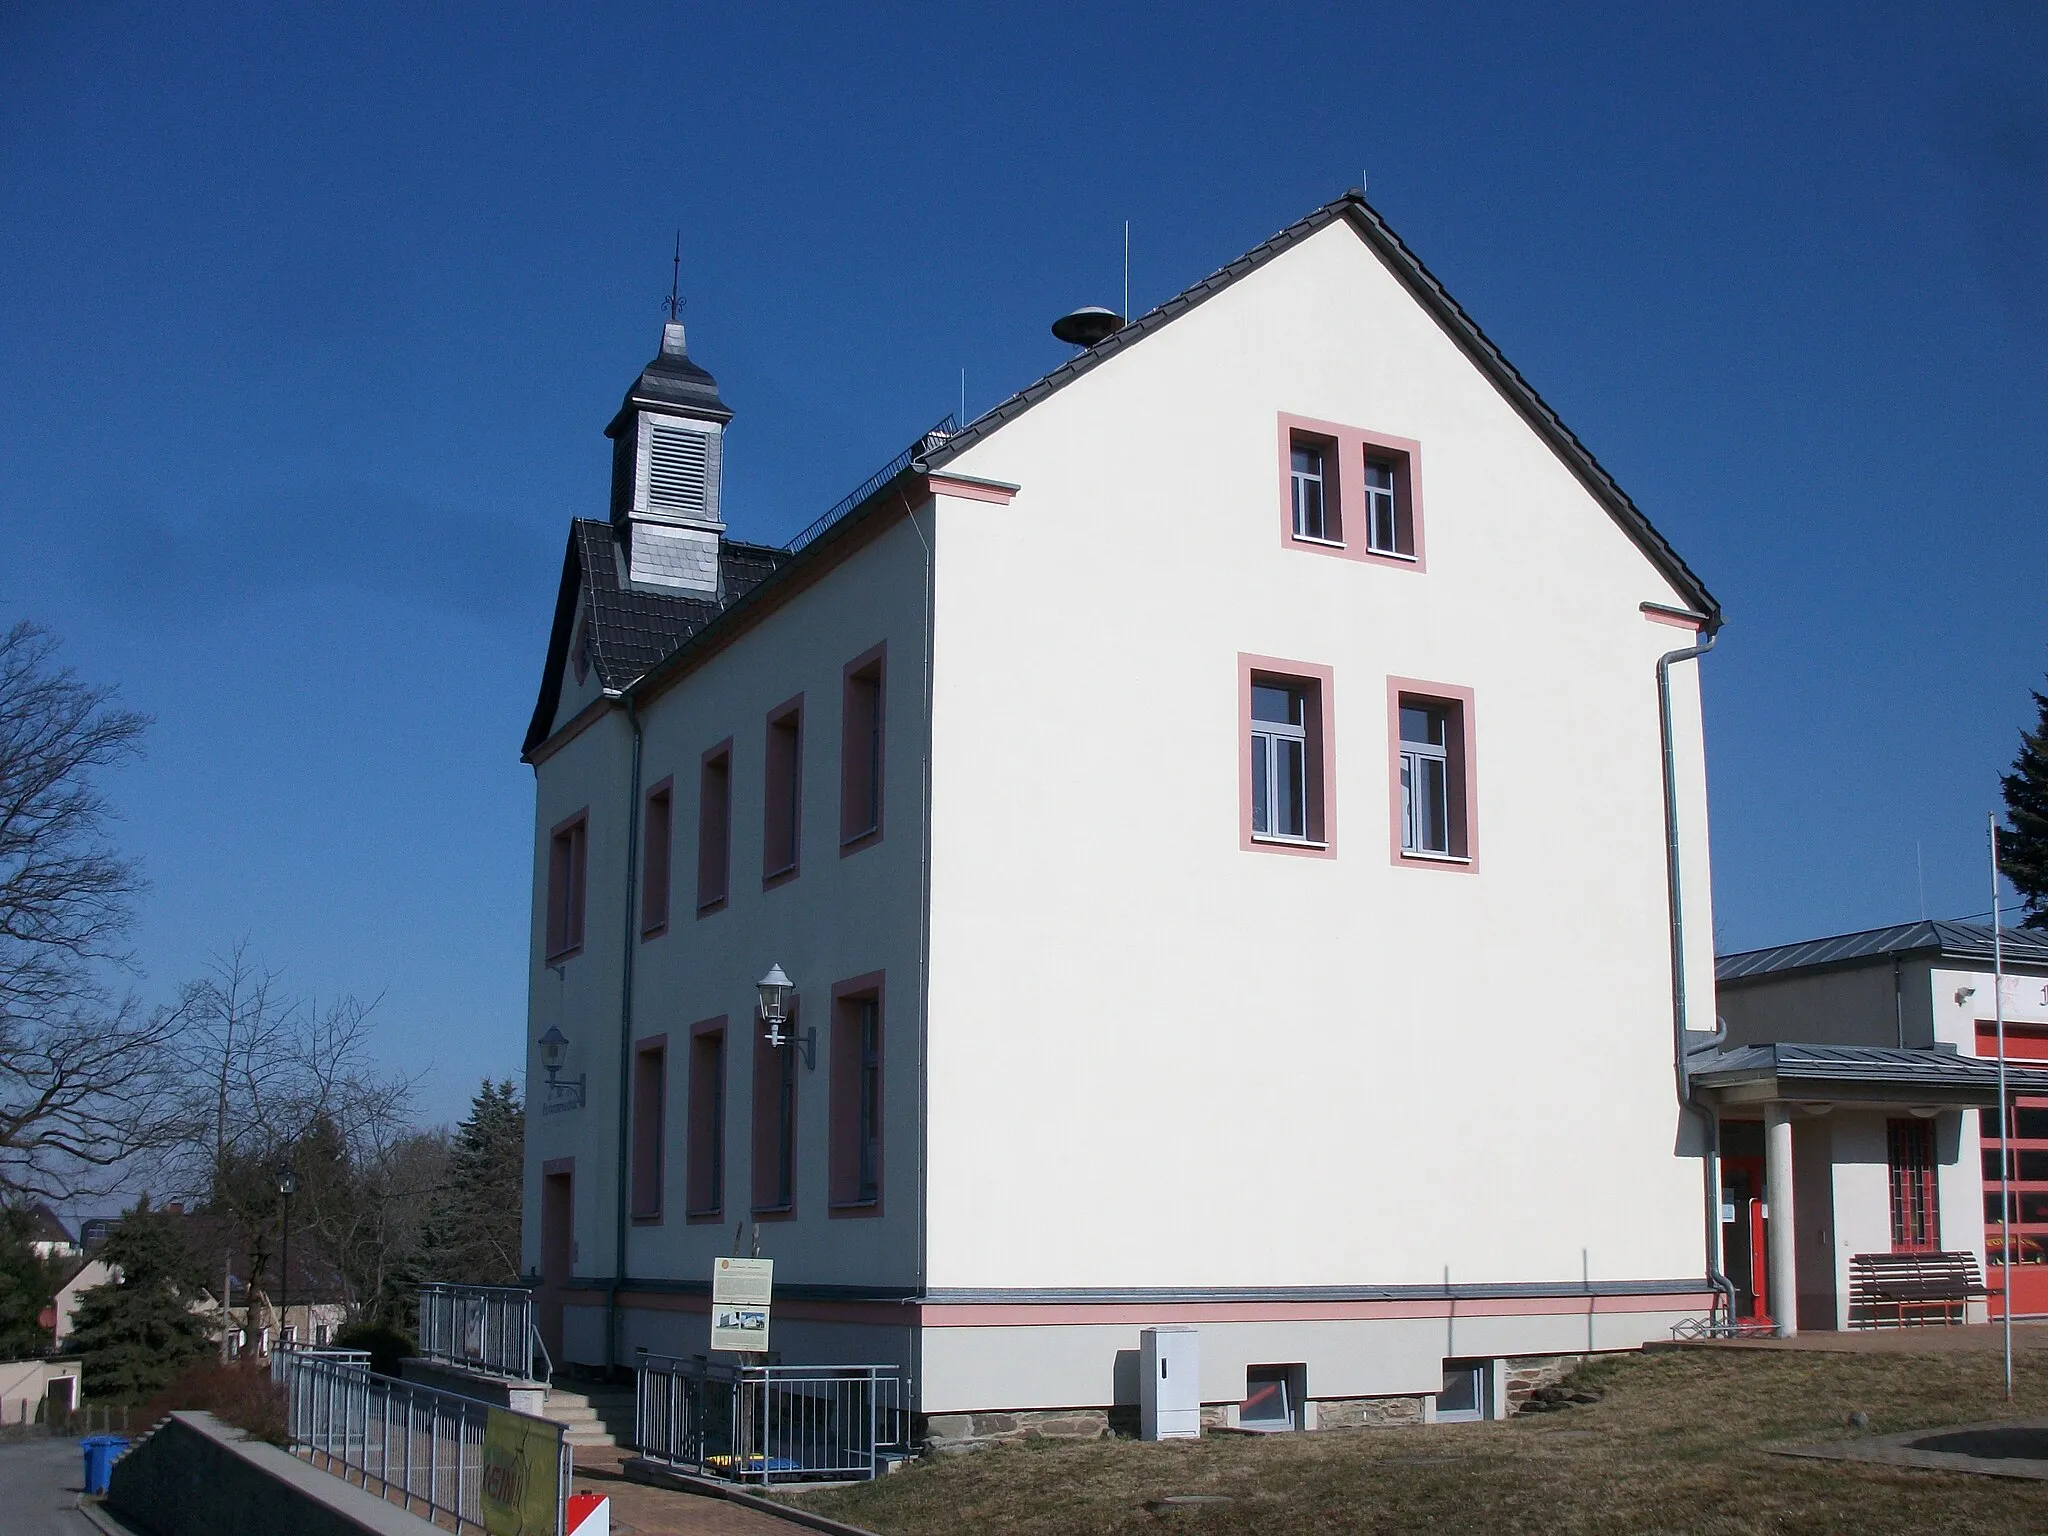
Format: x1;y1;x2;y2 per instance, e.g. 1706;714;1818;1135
777;1347;2048;1534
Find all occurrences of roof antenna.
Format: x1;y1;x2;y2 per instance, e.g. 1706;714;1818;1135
665;230;685;322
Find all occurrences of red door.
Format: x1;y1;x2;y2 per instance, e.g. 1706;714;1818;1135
1976;1024;2048;1319
1721;1154;1772;1328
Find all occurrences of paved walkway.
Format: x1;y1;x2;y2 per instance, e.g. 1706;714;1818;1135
572;1448;828;1536
0;1437;102;1535
1685;1322;2048;1354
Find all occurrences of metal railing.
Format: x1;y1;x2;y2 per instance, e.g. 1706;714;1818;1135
268;1342;373;1381
784;416;956;555
636;1355;906;1486
418;1282;543;1381
277;1348;570;1536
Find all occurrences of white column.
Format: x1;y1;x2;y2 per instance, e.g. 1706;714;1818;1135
1765;1103;1798;1338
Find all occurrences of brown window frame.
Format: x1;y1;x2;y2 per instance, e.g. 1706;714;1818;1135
630;1036;667;1223
544;810;589;960
829;973;885;1215
641;777;673;937
763;695;804;887
751;996;798;1216
685;1018;727;1221
696;739;733;914
840;645;886;853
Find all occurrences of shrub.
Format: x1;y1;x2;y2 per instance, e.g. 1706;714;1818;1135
137;1358;288;1445
333;1320;414;1378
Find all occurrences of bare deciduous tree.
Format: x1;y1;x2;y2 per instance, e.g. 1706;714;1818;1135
175;944;430;1321
0;621;194;1201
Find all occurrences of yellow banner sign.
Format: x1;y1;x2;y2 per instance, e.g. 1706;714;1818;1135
481;1406;560;1536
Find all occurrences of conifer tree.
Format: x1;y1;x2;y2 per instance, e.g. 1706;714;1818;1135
2002;680;2048;930
0;1208;68;1358
67;1198;213;1399
420;1081;523;1286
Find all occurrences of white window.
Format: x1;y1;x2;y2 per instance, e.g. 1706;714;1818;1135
1400;704;1451;855
1365;458;1398;554
1290;444;1331;542
1251;684;1309;840
1437;1359;1490;1422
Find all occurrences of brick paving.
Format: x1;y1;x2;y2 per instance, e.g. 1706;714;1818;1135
571;1449;819;1536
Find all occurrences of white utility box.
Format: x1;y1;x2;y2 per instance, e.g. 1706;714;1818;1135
1140;1325;1201;1440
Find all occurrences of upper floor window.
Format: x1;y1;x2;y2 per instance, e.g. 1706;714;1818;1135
764;698;803;885
641;779;672;937
1277;415;1425;570
1252;685;1310;841
696;742;733;912
841;646;885;851
1290;442;1333;543
545;811;588;960
1399;705;1451;855
1390;680;1475;868
1240;657;1333;856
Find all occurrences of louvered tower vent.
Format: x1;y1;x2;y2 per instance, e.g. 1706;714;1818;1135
605;321;733;595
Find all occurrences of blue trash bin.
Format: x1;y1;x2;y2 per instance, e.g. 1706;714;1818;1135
80;1434;128;1496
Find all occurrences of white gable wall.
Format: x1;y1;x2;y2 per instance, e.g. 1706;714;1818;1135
922;218;1715;1292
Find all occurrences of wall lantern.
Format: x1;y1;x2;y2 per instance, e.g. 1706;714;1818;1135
538;1025;587;1114
758;964;815;1069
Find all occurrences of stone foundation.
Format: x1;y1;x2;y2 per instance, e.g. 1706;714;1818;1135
919;1407;1114;1455
1313;1394;1429;1429
919;1355;1602;1453
1502;1354;1586;1412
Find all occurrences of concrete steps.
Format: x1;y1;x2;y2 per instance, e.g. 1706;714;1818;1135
541;1385;636;1449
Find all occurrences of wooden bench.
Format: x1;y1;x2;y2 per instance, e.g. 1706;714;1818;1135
1848;1251;1989;1328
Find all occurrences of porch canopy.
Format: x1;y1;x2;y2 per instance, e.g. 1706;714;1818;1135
1687;1043;2048;1337
1688;1042;2048;1109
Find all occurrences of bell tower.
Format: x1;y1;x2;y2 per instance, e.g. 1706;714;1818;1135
604;321;733;594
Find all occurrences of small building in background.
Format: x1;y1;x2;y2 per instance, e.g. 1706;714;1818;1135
25;1204;80;1262
1703;920;2048;1333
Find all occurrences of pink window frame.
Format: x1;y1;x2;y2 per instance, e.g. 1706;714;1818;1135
629;1033;667;1225
1386;677;1479;873
685;1016;727;1222
840;643;887;855
544;809;589;961
696;738;733;915
762;693;804;890
1238;654;1336;858
828;972;886;1217
751;994;799;1218
640;776;673;939
1276;413;1426;571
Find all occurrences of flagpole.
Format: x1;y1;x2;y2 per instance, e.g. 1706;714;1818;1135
1993;814;2012;1400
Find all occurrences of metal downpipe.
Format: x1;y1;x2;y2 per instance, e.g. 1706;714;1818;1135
1657;631;1739;1327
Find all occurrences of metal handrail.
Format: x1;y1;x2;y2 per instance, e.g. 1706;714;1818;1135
416;1282;540;1380
635;1354;906;1486
784;417;956;555
277;1348;570;1536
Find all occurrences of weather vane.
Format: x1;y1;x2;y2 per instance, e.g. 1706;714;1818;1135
665;231;684;322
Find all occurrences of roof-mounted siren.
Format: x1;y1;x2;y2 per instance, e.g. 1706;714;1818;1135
1051;306;1124;349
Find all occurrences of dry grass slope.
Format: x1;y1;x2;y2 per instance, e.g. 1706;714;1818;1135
779;1348;2048;1534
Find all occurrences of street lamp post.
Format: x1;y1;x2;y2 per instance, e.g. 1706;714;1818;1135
276;1163;297;1348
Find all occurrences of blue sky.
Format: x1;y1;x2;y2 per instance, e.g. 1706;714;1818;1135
2;2;2043;1129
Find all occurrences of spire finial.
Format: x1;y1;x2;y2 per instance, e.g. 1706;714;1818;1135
665;231;684;323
